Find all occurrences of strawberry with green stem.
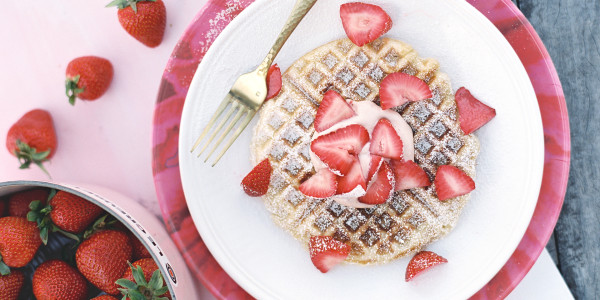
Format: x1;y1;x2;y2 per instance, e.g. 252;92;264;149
5;109;57;176
106;0;166;48
65;56;114;105
117;258;171;300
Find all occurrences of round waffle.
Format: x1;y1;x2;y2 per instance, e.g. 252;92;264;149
250;38;479;264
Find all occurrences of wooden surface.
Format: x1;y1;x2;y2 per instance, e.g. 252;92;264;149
511;0;596;298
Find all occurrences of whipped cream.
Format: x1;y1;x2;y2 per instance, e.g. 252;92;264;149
309;101;415;208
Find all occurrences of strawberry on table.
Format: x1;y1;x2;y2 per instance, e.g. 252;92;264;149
65;56;114;105
391;160;431;191
117;258;171;299
0;269;24;300
340;2;393;47
5;109;57;176
76;230;133;295
369;118;404;160
309;236;351;273
0;216;42;272
359;161;395;205
8;188;49;218
311;124;370;175
314;90;356;133
266;64;282;101
405;250;448;281
434;165;475;201
241;158;273;197
107;0;167;48
299;168;338;198
379;72;432;110
455;87;496;135
32;260;89;300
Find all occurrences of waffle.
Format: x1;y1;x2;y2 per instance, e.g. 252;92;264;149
250;38;480;264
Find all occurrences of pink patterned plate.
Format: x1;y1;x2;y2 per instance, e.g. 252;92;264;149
152;0;569;299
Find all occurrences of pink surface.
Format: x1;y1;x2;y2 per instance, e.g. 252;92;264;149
150;0;568;299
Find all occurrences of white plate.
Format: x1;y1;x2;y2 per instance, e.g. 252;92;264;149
179;0;544;299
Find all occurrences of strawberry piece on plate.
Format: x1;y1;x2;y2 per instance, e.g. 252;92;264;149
336;159;366;195
405;251;448;282
266;64;282;101
434;165;475;201
299;168;338;198
309;236;350;273
340;2;393;47
369;118;404;160
379;72;432;110
311;124;370;175
359;161;394;205
455;87;496;135
391;160;431;191
241;158;272;197
366;154;383;185
314;90;356;133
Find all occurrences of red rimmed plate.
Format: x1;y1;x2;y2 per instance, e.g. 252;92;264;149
151;0;570;298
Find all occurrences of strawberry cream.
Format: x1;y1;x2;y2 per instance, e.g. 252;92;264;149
309;100;414;208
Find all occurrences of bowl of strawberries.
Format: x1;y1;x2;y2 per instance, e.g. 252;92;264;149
0;181;198;300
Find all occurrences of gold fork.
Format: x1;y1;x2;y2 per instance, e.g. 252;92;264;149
191;0;318;166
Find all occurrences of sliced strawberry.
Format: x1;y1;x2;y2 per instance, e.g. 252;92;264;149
314;90;356;133
405;251;448;281
366;154;383;185
311;124;370;175
309;236;351;273
266;64;282;101
391;160;431;191
455;87;496;135
369;118;404;160
336;159;366;195
379;72;432;110
299;168;338;198
359;161;394;205
434;165;475;201
340;3;393;47
241;158;272;196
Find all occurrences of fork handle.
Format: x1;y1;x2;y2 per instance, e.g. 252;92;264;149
256;0;318;77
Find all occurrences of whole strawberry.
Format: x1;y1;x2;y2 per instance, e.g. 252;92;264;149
76;230;132;295
0;269;24;300
28;190;104;244
107;0;166;48
65;56;114;105
128;232;152;261
0;216;42;272
32;260;89;300
5;109;57;176
117;258;171;299
8;188;49;218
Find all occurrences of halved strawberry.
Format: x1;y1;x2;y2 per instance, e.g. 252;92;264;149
241;158;272;197
369;118;403;160
455;87;496;135
311;124;370;175
309;236;350;273
266;64;282;101
434;165;475;201
366;154;383;185
379;72;432;110
314;90;356;133
299;168;337;198
391;160;431;191
405;251;448;282
359;161;394;205
336;159;366;195
340;3;393;47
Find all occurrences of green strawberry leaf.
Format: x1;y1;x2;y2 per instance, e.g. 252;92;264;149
127;290;146;300
116;278;138;290
148;269;162;290
65;75;84;106
0;254;10;276
133;265;147;286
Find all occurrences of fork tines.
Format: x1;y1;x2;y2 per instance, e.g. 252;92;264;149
190;93;256;166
